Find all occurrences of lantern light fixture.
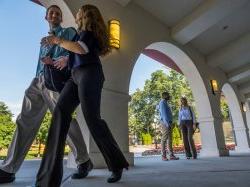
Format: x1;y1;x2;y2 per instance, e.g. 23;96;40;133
210;80;219;95
109;19;120;49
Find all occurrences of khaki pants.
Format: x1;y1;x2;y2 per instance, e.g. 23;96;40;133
0;76;89;173
160;124;173;157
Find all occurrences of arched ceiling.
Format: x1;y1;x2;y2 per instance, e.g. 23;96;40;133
31;0;250;98
115;0;250;98
142;49;183;74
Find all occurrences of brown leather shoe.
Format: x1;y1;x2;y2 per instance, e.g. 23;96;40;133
170;155;179;160
162;156;168;161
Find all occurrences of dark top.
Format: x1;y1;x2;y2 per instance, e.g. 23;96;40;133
69;31;101;69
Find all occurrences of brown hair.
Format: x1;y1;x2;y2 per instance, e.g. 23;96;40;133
181;97;188;107
46;5;62;18
79;4;111;56
161;92;169;98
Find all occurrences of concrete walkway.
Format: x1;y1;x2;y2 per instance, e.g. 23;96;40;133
1;153;250;187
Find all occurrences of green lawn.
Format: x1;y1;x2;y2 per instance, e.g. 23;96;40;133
0;144;70;160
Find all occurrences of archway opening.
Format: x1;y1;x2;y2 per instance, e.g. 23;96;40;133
221;83;250;153
128;42;211;159
220;93;236;151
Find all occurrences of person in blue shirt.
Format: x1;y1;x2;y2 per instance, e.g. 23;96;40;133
178;97;197;159
35;4;129;187
159;92;179;161
0;5;91;184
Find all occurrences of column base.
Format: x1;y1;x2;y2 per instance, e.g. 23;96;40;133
234;146;250;153
67;151;134;168
200;148;229;157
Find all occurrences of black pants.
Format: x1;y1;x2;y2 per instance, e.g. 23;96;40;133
180;120;197;158
36;64;129;187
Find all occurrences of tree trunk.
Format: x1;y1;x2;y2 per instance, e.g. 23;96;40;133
154;123;158;149
38;142;41;157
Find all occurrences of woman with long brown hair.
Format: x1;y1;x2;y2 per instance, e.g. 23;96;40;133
178;97;197;160
35;4;129;187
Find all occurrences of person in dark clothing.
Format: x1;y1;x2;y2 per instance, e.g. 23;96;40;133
0;5;90;184
34;4;129;187
178;97;197;159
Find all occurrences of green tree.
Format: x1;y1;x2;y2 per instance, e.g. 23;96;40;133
34;110;77;157
129;69;230;147
129;70;194;145
129;71;170;141
220;96;230;120
166;70;194;121
36;111;51;157
0;102;15;150
172;125;182;146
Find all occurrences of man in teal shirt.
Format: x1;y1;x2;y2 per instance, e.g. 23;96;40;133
0;5;91;184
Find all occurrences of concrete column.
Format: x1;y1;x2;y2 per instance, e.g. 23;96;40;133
221;83;250;153
234;127;250;152
234;100;250;152
245;100;250;132
228;101;250;153
233;111;250;152
199;116;229;157
67;88;134;168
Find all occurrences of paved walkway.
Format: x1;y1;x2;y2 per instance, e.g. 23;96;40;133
1;152;250;187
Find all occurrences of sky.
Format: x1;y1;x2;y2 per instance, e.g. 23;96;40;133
129;54;170;94
0;0;48;118
0;0;169;119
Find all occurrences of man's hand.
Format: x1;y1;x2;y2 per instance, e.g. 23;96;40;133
54;56;68;70
193;124;196;131
41;36;60;46
41;56;53;65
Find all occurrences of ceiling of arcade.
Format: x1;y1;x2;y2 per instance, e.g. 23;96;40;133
32;0;250;99
115;0;250;99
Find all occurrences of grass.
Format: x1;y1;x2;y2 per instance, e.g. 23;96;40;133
0;144;70;159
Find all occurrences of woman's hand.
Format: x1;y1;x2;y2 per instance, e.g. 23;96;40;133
54;56;68;70
41;56;53;65
41;36;61;46
193;124;196;130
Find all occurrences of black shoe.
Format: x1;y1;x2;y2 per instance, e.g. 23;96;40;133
170;155;179;160
107;168;127;183
186;154;192;160
0;169;15;183
71;159;93;179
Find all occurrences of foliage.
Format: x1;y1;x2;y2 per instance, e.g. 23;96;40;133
0;104;74;158
0;102;15;150
220;96;230;120
129;70;193;145
35;111;75;157
35;111;51;157
141;133;152;145
129;69;231;146
172;124;182;146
